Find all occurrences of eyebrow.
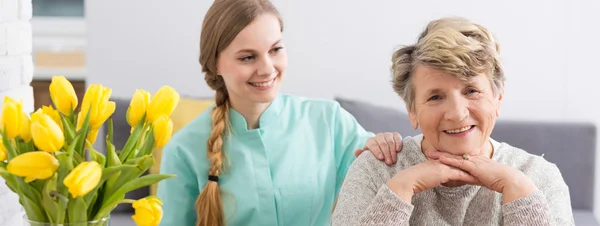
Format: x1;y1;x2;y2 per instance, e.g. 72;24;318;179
235;39;282;54
424;80;478;95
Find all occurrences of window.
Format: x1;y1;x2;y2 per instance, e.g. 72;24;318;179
32;0;84;17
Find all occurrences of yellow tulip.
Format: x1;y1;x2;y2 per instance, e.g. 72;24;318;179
127;89;151;127
0;97;26;139
153;115;173;148
36;106;63;131
0;139;7;162
63;161;102;198
49;75;78;116
146;86;180;123
31;114;65;153
19;112;31;142
76;84;116;130
7;151;59;183
131;197;163;226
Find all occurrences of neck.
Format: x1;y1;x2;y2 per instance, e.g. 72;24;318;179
228;96;271;130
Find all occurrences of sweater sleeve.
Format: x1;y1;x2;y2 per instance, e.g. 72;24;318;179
331;152;413;226
501;162;575;226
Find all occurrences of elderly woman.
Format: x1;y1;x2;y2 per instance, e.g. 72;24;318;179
330;17;574;225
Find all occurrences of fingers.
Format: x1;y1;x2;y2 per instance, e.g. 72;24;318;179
384;133;397;163
354;148;365;157
437;162;483;186
375;134;392;165
393;132;402;152
365;139;384;160
365;132;402;165
425;150;457;160
439;155;479;174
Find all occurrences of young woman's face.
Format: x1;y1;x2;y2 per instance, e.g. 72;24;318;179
216;13;288;105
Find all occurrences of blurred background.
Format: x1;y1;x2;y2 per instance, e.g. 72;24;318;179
3;0;600;225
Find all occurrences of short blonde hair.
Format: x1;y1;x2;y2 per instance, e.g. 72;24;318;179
391;17;505;109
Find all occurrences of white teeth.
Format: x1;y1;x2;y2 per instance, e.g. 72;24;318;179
446;126;472;134
249;78;275;87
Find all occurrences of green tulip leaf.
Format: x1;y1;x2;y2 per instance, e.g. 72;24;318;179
138;129;156;158
67;196;88;224
74;109;92;157
113;156;153;190
93;173;175;221
22;193;48;223
60;114;76;143
89;145;106;167
41;175;59;223
102;141;123;198
119;114;146;161
2;130;18;160
55;154;72;223
107;118;114;145
0;167;19;193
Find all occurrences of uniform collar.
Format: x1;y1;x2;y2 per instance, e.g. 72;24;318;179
229;94;284;133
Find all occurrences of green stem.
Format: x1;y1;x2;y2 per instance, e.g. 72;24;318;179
118;199;137;204
135;123;150;150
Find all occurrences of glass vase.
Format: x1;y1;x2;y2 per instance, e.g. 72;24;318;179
22;214;110;226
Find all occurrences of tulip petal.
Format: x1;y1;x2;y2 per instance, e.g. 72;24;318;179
7;152;59;181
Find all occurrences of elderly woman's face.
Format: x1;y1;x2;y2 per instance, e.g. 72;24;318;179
408;65;503;156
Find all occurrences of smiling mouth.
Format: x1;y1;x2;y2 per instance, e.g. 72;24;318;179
444;125;475;134
248;78;276;87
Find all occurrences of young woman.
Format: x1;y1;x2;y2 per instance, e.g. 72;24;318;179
157;0;403;225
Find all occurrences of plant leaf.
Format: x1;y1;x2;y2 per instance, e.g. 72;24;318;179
113;156;153;191
107;118;114;145
22;193;48;222
119;115;146;161
2;130;18;160
89;146;106;167
75;109;92;157
101;140;122;202
93;174;175;221
138;129;156;158
67;196;88;224
0;167;19;194
55;154;73;223
60;113;76;144
41;175;59;223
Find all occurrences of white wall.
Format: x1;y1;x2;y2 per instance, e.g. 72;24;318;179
0;0;34;225
85;0;600;217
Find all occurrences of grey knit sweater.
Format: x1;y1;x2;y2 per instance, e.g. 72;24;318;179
331;135;575;226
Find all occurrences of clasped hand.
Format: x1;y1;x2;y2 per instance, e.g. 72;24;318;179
386;151;538;204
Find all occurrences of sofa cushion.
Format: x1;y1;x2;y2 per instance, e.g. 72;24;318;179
574;210;599;225
335;97;420;136
491;120;596;210
335;97;597;211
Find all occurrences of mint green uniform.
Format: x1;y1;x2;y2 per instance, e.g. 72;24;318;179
157;94;374;225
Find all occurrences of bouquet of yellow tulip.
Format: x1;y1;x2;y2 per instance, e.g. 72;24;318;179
0;75;178;226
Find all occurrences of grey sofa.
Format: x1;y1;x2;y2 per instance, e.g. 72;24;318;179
108;97;599;225
336;97;598;226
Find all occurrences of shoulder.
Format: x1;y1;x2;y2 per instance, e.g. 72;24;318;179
496;143;567;188
351;136;423;181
